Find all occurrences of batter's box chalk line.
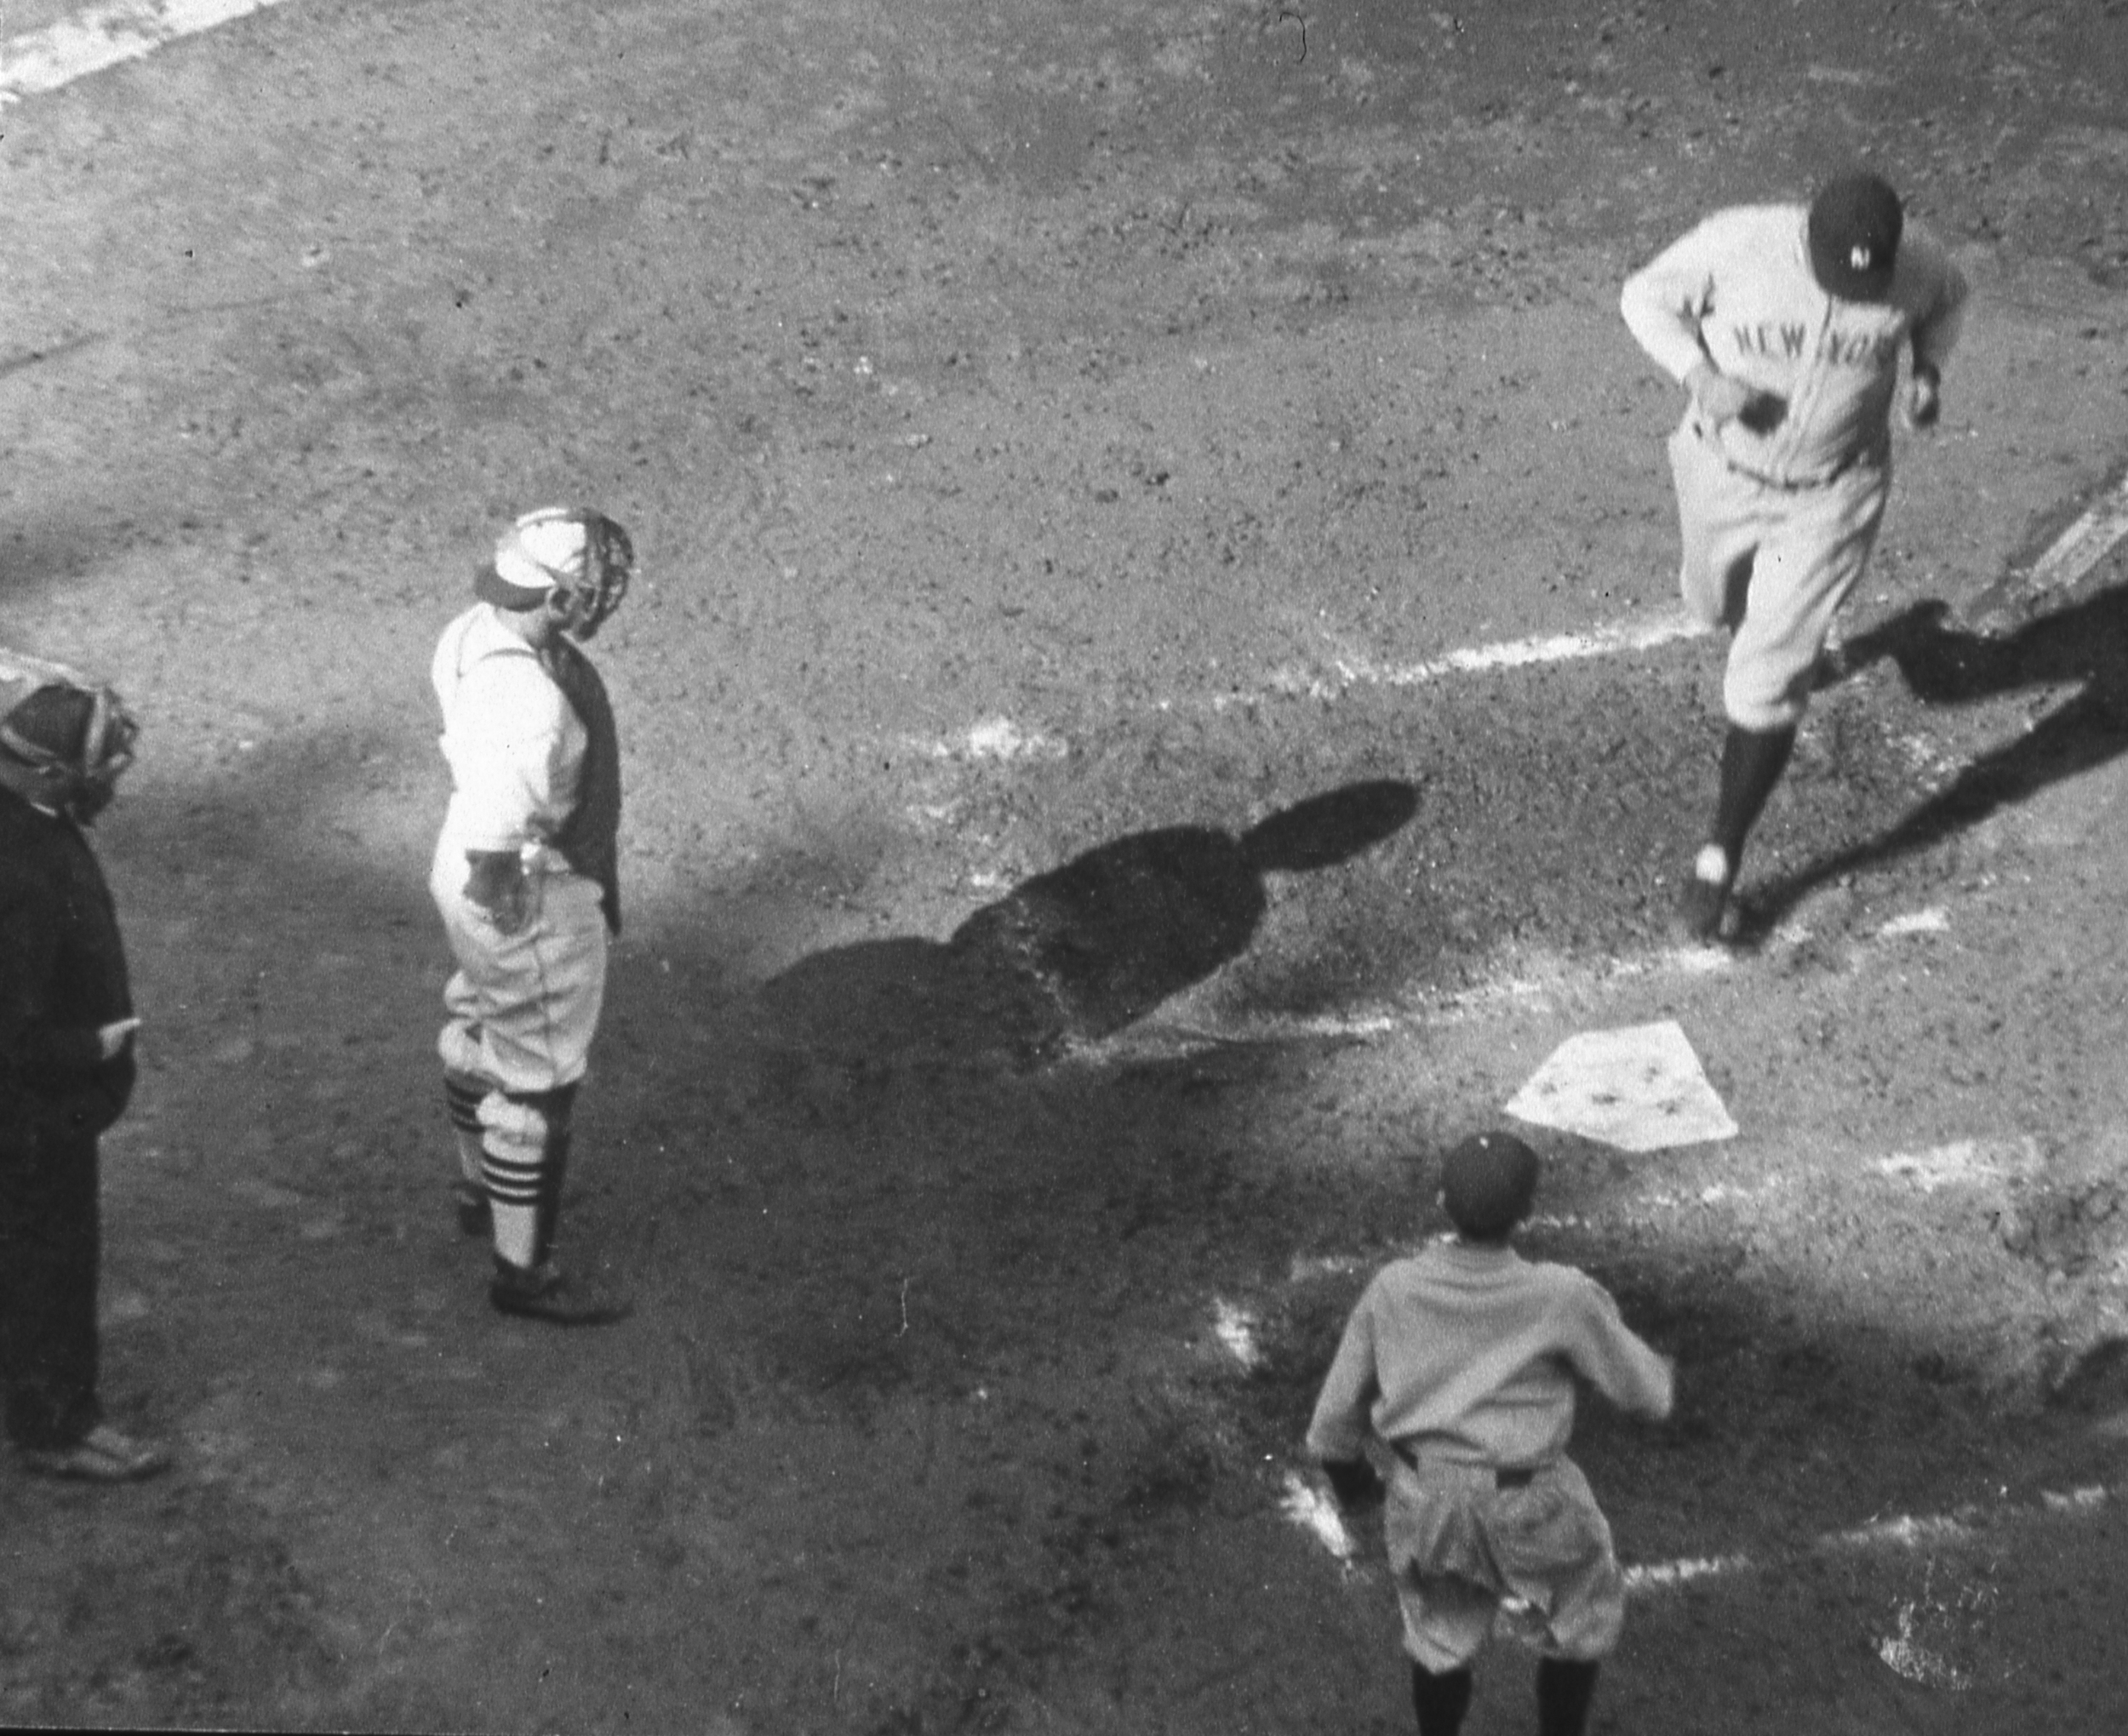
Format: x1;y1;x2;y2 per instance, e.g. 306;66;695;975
1206;1299;1267;1373
1967;462;2128;621
1279;1472;1360;1565
1282;1468;2124;1615
2;0;297;106
1875;1555;1999;1693
1256;608;1713;705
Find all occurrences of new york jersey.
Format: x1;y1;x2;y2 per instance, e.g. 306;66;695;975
1621;203;1968;486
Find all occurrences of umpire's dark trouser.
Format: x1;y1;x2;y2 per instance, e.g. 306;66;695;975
0;1131;103;1450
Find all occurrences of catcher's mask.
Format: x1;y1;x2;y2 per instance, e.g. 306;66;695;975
477;506;635;641
0;671;139;824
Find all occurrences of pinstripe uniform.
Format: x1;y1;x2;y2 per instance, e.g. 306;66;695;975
1622;203;1969;728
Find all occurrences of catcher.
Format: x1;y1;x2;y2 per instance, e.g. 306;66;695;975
429;506;636;1326
1307;1132;1674;1736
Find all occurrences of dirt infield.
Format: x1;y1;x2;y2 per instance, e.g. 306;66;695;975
4;0;2128;1730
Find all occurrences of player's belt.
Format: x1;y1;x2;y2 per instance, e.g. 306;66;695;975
1391;1442;1540;1488
1693;420;1880;491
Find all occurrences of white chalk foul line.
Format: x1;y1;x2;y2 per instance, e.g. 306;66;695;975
1253;608;1710;705
2021;470;2128;599
904;608;1717;768
0;0;291;106
1965;465;2128;620
930;454;2128;761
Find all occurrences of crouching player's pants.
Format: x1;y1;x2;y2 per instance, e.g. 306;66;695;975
1383;1457;1626;1673
1668;419;1891;732
430;838;608;1268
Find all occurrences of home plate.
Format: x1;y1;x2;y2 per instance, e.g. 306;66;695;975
1504;1020;1736;1152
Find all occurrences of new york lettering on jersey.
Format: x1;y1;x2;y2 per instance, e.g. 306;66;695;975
1730;321;1902;369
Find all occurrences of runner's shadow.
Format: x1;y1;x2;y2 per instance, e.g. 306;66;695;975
761;778;1420;1064
1750;581;2128;930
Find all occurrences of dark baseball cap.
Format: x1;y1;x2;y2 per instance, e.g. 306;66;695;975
1440;1130;1542;1239
1807;171;1903;301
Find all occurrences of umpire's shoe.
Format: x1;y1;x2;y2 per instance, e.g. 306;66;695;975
489;1258;633;1327
20;1424;173;1483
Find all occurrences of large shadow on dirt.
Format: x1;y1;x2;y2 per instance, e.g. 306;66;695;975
1753;580;2128;929
48;734;2128;1732
758;778;1420;1064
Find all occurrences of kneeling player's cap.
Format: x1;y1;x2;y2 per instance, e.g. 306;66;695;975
477;508;597;610
1807;171;1903;302
1440;1130;1541;1239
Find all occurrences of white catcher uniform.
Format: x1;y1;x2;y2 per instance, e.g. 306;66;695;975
431;602;608;1088
430;602;613;1249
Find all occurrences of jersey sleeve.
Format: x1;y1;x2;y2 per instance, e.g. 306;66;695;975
440;654;575;854
1619;213;1737;384
1902;226;1971;377
1305;1282;1384;1463
1559;1273;1675;1420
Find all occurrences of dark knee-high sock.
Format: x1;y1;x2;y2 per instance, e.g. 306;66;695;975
1708;722;1798;869
1536;1657;1601;1736
1410;1663;1474;1736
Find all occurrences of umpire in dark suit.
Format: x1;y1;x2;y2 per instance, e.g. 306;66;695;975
0;665;168;1481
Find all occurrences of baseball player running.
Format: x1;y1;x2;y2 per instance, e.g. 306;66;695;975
430;507;635;1326
1308;1132;1674;1736
1621;169;1969;941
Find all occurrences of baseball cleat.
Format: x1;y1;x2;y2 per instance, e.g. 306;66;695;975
452;1180;491;1237
488;1259;633;1327
20;1424;173;1483
1673;844;1734;945
1811;637;1855;691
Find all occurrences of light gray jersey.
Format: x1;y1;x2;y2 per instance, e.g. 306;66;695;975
1622;203;1968;486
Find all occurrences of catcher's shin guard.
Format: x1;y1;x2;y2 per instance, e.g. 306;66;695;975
534;1122;571;1268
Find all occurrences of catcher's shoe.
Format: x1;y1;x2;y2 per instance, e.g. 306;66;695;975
1673;844;1734;945
488;1258;632;1327
20;1424;173;1483
452;1180;491;1237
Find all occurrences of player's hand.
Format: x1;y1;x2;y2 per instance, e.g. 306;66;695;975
1686;361;1778;431
464;852;531;934
96;1018;141;1061
1651;1356;1679;1424
1905;365;1942;431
